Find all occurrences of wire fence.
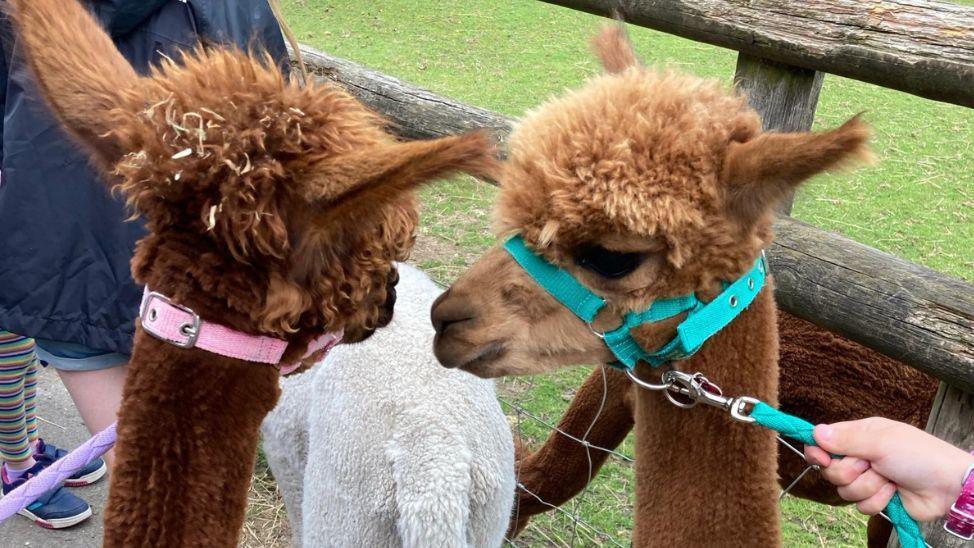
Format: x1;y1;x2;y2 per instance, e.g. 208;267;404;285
497;363;916;548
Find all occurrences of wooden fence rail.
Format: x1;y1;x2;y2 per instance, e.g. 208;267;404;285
540;0;974;108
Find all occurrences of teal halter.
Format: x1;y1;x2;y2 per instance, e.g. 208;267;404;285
503;235;768;370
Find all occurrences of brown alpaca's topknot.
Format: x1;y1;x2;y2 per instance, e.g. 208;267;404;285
113;48;388;260
495;66;761;270
591;24;641;74
495;24;869;294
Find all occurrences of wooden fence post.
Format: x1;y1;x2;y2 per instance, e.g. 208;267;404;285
733;53;824;214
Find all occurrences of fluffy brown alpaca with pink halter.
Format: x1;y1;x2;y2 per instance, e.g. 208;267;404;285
431;26;872;546
9;0;498;545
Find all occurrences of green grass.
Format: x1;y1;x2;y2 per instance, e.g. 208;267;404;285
283;0;973;282
280;1;973;545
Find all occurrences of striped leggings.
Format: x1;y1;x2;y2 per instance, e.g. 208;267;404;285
0;330;39;465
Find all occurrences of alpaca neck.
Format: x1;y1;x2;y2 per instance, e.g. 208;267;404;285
132;234;270;334
631;288;781;547
102;328;281;547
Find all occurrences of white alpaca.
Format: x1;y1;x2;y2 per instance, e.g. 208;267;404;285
262;263;515;548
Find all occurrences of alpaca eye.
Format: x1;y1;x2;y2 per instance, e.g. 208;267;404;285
574;246;645;279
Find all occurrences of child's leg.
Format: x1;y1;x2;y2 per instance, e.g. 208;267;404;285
33;338;128;469
24;359;38;445
57;367;127;468
0;331;37;472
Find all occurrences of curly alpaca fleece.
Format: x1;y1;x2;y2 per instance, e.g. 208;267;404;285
262;264;515;548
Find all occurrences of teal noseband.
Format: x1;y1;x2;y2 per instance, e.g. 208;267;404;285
503;235;768;370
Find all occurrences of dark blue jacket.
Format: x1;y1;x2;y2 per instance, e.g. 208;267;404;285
0;0;287;354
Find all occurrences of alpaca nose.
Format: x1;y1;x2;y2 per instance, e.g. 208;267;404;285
431;288;477;336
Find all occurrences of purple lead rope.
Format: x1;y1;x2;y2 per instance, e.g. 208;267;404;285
0;422;117;523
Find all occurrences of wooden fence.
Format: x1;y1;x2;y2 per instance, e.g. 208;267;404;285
292;1;974;544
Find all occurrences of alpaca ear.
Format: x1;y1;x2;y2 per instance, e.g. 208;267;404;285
592;24;641;74
720;115;871;224
310;130;500;220
8;0;145;172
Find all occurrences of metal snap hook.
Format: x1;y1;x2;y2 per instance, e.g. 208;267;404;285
664;388;698;409
661;371;700;409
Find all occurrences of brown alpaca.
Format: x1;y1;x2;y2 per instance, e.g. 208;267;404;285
508;312;938;547
431;26;873;546
9;1;498;545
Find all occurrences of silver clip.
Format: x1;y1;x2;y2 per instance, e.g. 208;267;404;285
662;371;729;410
654;370;760;423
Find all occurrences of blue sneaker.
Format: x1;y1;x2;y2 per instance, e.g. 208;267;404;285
34;438;107;487
1;462;92;529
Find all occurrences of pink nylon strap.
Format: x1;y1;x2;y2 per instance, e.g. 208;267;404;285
139;288;341;373
279;331;342;375
945;454;974;540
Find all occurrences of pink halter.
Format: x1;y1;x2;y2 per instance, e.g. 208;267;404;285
140;289;342;374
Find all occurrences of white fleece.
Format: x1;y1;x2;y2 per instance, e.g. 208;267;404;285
262;264;515;548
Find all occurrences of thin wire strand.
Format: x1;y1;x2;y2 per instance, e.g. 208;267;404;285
517;482;627;548
779;465;817;500
568;364;611;547
508;380;528;546
498;397;634;462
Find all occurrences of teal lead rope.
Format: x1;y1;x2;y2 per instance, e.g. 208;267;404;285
750;403;926;548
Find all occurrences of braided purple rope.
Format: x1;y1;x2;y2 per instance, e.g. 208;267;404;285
0;422;117;523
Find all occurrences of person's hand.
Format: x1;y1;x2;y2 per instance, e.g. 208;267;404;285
804;417;974;521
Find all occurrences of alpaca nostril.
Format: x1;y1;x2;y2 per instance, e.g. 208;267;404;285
434;315;475;336
431;289;477;335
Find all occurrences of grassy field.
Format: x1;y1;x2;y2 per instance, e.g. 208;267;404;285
273;1;973;546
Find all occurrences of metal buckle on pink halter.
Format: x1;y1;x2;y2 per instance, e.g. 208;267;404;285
139;287;343;374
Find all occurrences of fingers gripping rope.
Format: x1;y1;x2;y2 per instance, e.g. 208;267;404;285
0;422;117;523
750;403;926;548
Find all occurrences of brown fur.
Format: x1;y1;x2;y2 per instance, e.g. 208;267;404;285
432;26;872;546
9;0;499;545
508;312;938;546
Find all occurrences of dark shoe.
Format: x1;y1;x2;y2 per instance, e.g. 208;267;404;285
1;462;92;529
34;438;107;487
